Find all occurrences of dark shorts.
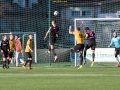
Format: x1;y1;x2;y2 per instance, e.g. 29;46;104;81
2;51;8;58
115;48;120;55
26;52;32;58
8;52;13;58
50;37;56;45
85;41;96;50
73;44;84;51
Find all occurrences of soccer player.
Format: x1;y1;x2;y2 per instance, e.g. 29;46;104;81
1;34;10;69
83;27;96;67
108;31;120;65
8;34;15;67
22;34;33;70
15;35;25;67
44;20;59;62
69;26;85;69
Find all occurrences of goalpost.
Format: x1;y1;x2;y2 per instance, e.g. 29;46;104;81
0;32;37;64
74;18;120;66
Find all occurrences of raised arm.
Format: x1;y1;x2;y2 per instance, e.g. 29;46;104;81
69;26;73;34
44;27;51;40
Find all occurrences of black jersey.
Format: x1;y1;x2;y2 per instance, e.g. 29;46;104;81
49;25;59;38
86;30;95;41
1;40;10;51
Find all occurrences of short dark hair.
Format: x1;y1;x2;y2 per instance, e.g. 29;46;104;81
2;34;6;39
15;34;19;37
76;27;80;31
52;20;56;23
85;27;89;30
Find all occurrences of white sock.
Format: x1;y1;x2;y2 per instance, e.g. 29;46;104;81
20;59;24;64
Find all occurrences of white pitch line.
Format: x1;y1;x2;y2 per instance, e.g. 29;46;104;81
0;74;120;77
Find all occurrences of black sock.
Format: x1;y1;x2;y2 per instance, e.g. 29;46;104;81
51;49;56;56
92;53;95;61
24;60;29;66
6;60;9;68
2;61;6;68
29;60;32;67
8;60;11;65
80;56;83;65
3;61;7;69
84;50;87;60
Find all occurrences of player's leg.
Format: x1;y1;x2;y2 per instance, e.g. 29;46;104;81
22;52;32;69
28;53;32;69
47;43;51;54
90;43;96;67
78;44;84;69
83;44;90;65
19;52;25;65
115;48;120;64
3;51;9;69
7;52;13;68
50;38;58;62
2;52;7;69
71;45;80;53
15;52;20;67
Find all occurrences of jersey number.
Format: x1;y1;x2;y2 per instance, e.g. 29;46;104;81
79;34;83;38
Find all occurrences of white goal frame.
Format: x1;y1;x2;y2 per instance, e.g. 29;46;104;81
0;32;37;63
74;18;120;66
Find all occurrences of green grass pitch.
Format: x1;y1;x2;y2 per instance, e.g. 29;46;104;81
0;62;120;90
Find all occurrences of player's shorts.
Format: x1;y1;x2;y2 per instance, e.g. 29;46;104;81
115;48;120;55
25;52;32;58
85;41;96;50
73;44;84;51
8;52;13;58
50;37;56;45
2;51;8;58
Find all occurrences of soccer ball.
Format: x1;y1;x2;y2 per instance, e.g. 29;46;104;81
54;11;59;16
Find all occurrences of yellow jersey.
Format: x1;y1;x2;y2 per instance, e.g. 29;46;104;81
25;39;32;52
73;31;84;44
9;39;15;52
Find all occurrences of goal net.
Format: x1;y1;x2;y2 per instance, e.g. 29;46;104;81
0;32;37;64
74;18;120;66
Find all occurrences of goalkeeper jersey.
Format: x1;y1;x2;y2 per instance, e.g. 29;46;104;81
109;36;120;48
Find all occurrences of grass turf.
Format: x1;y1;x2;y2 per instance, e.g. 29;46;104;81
0;62;120;90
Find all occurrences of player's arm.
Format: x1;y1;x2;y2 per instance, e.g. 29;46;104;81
108;38;114;47
28;45;33;52
85;33;89;39
44;27;51;40
1;41;3;52
69;26;73;34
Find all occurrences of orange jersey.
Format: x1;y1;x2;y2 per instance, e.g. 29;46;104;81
72;31;84;44
9;39;15;52
25;39;32;52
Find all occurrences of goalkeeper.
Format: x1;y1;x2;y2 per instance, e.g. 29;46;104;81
108;31;120;65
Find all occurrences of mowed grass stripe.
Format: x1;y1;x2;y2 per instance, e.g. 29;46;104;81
0;74;120;77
